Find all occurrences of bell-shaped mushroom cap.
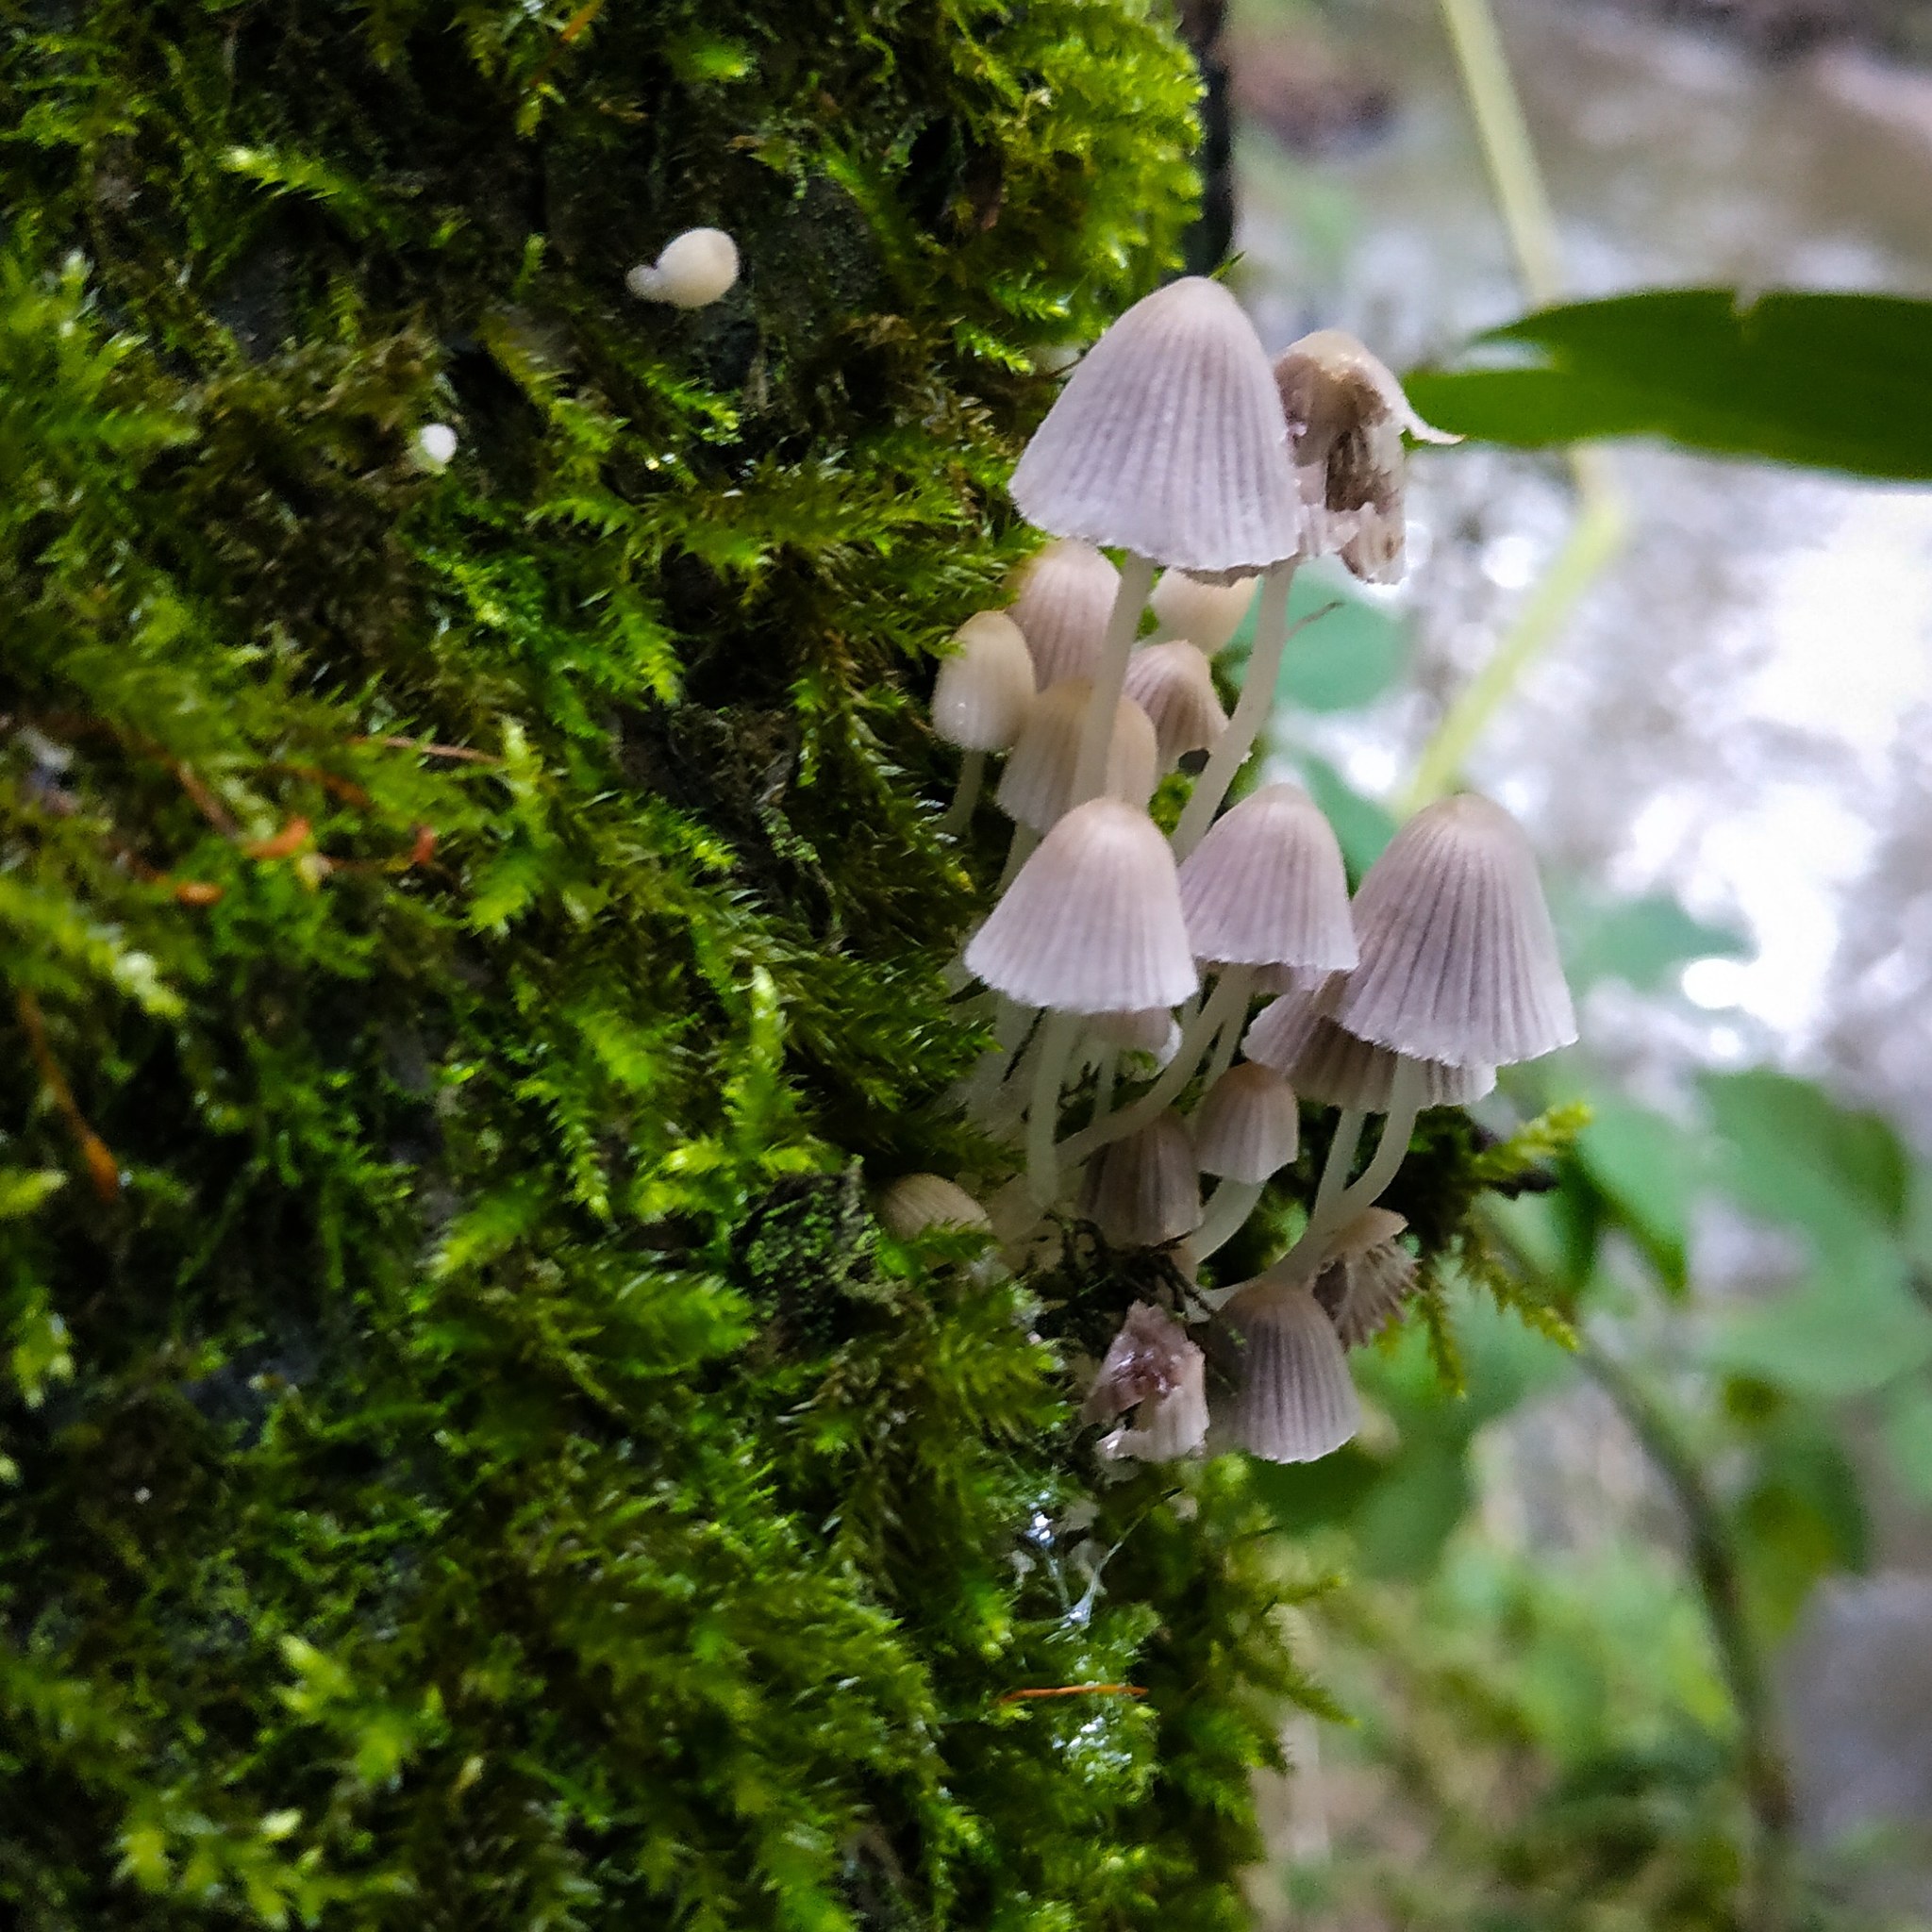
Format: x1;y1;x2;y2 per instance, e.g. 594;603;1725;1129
876;1173;992;1241
1274;328;1455;586
1088;1006;1184;1067
1080;1111;1201;1248
1176;780;1357;974
1219;1276;1361;1462
1123;641;1227;767
1242;994;1494;1110
1009;276;1304;578
1150;569;1258;656
1083;1303;1209;1461
995;677;1157;831
931;611;1035;753
1327;793;1576;1067
1192;1061;1300;1182
964;798;1199;1013
626;227;741;308
1312;1208;1416;1347
1008;539;1121;687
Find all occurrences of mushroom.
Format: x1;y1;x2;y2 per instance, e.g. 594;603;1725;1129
1312;1208;1416;1346
1149;569;1258;656
1216;1272;1361;1463
876;1174;992;1241
1123;641;1227;771
931;611;1035;833
1008;276;1303;812
1008;539;1121;688
625;227;741;308
1079;1110;1201;1250
1083;1302;1209;1461
1189;1061;1300;1258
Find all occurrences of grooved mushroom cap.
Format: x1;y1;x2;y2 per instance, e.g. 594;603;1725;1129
964;798;1199;1014
995;677;1157;831
1150;569;1258;655
626;227;740;308
1176;780;1357;973
1009;277;1304;579
1326;793;1576;1067
1218;1276;1360;1462
876;1174;992;1241
1080;1112;1201;1248
1242;993;1494;1110
1192;1061;1300;1182
1124;641;1227;767
1274;328;1455;585
1312;1208;1416;1347
1008;539;1121;687
931;611;1035;752
1083;1302;1208;1461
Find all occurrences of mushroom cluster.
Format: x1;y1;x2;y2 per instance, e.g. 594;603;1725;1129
910;277;1575;1469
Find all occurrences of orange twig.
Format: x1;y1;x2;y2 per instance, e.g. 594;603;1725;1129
242;816;311;861
994;1684;1147;1706
350;733;502;765
16;991;119;1202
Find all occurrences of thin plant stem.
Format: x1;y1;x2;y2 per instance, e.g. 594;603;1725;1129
1172;562;1294;859
940;747;985;835
1070;553;1157;805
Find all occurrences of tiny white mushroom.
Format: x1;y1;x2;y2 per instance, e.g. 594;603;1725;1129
626;227;741;308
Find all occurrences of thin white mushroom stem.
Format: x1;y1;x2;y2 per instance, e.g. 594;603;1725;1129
940;748;986;836
1192;1176;1266;1258
1068;552;1158;806
962;995;1037;1123
1090;1045;1119;1126
1311;1108;1366;1234
1025;1010;1083;1208
1332;1054;1425;1222
993;821;1041;896
1057;965;1253;1167
1199;996;1244;1091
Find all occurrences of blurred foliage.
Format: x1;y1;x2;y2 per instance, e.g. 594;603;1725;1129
1407;291;1932;480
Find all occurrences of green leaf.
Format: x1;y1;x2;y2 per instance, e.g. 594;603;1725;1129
1406;290;1932;480
1575;1099;1702;1288
1552;887;1748;995
0;1169;66;1221
1882;1382;1932;1505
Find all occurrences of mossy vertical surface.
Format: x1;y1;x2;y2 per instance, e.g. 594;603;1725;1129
0;3;1309;1924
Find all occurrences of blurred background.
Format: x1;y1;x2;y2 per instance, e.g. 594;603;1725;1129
1210;0;1932;1923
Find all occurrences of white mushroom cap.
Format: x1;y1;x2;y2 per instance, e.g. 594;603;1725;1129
1314;1208;1416;1347
626;227;741;308
1009;276;1304;579
415;423;458;471
1083;1303;1209;1460
1123;641;1227;768
1219;1275;1360;1462
1150;570;1258;655
1191;1062;1300;1183
1326;793;1576;1067
1080;1112;1201;1248
1087;1006;1184;1067
1008;539;1121;687
994;677;1157;831
1241;993;1493;1110
876;1174;992;1241
931;611;1035;752
1176;780;1357;974
964;798;1199;1013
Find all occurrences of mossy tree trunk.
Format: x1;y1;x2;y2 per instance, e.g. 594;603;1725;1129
0;4;1308;1925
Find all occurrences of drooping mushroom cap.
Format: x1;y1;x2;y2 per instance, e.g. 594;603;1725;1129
1123;641;1227;768
1080;1111;1201;1249
876;1174;992;1241
1176;780;1357;974
1311;1208;1416;1347
1274;328;1455;585
1242;992;1494;1110
626;227;741;308
995;677;1157;831
1010;277;1304;579
1191;1061;1300;1183
1218;1275;1360;1462
1083;1303;1209;1461
1150;569;1258;656
931;611;1035;753
1008;539;1121;687
1326;793;1576;1067
964;798;1198;1013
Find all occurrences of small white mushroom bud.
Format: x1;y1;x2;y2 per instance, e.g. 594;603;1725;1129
1080;1110;1201;1249
414;423;458;471
875;1174;992;1241
1008;539;1121;687
932;612;1034;755
626;227;740;308
1150;570;1258;656
1123;641;1226;769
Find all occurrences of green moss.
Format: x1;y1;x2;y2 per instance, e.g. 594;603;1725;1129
0;3;1328;1924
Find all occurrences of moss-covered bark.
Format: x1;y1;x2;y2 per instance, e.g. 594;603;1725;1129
0;3;1317;1924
